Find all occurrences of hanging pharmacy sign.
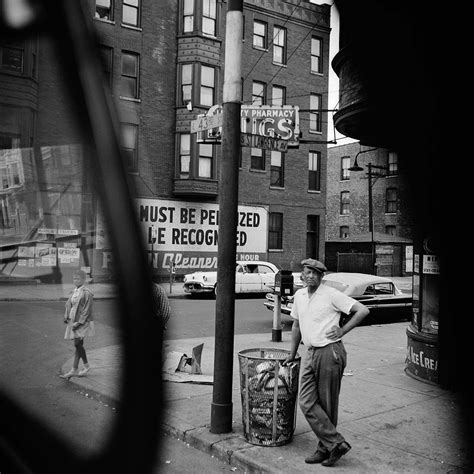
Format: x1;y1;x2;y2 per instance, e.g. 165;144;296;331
193;105;300;148
241;105;300;147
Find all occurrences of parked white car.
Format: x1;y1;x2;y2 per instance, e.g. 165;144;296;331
183;261;299;297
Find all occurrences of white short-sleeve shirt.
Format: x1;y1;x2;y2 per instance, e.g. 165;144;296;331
290;284;357;347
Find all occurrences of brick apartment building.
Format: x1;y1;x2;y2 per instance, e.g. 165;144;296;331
325;141;414;275
0;0;331;281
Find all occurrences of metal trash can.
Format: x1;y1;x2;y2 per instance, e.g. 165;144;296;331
238;348;300;447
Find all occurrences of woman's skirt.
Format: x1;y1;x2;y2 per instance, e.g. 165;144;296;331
64;321;96;340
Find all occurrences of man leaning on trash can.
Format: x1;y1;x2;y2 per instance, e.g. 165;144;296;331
283;258;369;467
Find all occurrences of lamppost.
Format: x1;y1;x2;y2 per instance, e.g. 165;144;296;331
348;149;387;274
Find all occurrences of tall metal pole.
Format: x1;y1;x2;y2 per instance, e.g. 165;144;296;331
210;0;243;434
367;163;375;274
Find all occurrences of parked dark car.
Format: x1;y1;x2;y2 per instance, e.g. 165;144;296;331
264;272;412;323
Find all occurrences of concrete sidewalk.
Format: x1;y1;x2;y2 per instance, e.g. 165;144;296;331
60;323;470;473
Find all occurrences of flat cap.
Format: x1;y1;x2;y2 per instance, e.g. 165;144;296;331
301;258;327;274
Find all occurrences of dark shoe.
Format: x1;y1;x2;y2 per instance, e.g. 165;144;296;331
305;450;329;464
321;441;351;467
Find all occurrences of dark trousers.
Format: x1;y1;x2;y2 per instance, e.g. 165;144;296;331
299;341;347;452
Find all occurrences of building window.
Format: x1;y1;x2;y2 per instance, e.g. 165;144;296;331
340;191;350;215
99;45;113;86
306;215;319;258
273;26;286;65
253;20;267;49
386;187;398;213
310;94;322;133
95;0;114;20
269;212;283;250
385;225;396;236
341;156;350;180
250;148;265;170
202;0;216;36
183;0;194;32
311;37;322;73
308;151;320;191
181;63;193;105
122;0;140;27
120;51;139;99
120;123;138;172
340;226;349;239
179;134;191;178
198;143;213;178
388;151;398;176
252;81;265;105
271;85;285;106
270;151;284;187
200;65;215;106
0;42;24;73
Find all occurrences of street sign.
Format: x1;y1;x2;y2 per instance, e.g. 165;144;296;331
191;113;223;133
240;133;288;152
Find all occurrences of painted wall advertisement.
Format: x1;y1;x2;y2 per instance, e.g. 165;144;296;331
137;199;268;272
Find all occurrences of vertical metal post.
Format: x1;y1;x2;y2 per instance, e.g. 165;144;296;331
210;0;243;434
272;295;282;342
367;163;375;274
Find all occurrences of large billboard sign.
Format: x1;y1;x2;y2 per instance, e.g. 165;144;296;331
136;198;268;272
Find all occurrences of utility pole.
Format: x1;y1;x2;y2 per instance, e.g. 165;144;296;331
210;0;243;434
367;162;375;274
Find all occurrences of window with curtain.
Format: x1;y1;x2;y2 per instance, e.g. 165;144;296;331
309;94;322;132
386;187;398;213
271;85;285;106
181;63;193;105
202;0;216;36
120;51;139;99
341;156;350;180
120;123;138;172
198;143;213;178
273;26;286;64
269;212;283;250
308;151;321;191
385;225;396;235
253;20;267;49
311;36;322;73
340;191;350;215
388;151;398;176
179;134;191;178
95;0;114;20
122;0;140;27
270;151;284;187
252;81;265;105
200;65;215;106
183;0;194;32
250;148;265;170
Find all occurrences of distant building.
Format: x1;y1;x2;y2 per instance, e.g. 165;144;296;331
325;142;414;276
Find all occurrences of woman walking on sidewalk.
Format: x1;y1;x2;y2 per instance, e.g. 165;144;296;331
60;270;95;380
